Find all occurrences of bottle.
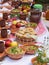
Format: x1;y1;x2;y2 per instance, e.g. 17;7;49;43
0;41;5;53
30;4;43;24
30;9;41;24
0;19;5;27
45;6;49;20
1;28;7;38
3;13;8;20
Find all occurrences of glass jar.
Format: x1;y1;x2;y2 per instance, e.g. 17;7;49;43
30;9;41;24
0;41;5;53
0;19;5;27
3;13;8;20
45;6;49;20
19;13;27;20
1;28;7;38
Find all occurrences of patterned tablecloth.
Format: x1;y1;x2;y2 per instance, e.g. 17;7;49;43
0;1;49;65
0;17;49;65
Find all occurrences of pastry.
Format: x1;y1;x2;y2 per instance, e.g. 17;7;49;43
16;27;37;44
16;27;37;38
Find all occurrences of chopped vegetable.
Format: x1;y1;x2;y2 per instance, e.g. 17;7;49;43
8;47;24;54
26;23;37;28
26;46;38;51
36;50;49;64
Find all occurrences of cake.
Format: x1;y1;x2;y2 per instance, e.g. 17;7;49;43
0;19;5;27
0;41;5;53
1;28;7;38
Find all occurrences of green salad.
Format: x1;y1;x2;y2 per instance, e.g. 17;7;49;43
12;9;20;13
10;14;17;18
26;23;37;28
8;47;24;54
26;46;38;51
